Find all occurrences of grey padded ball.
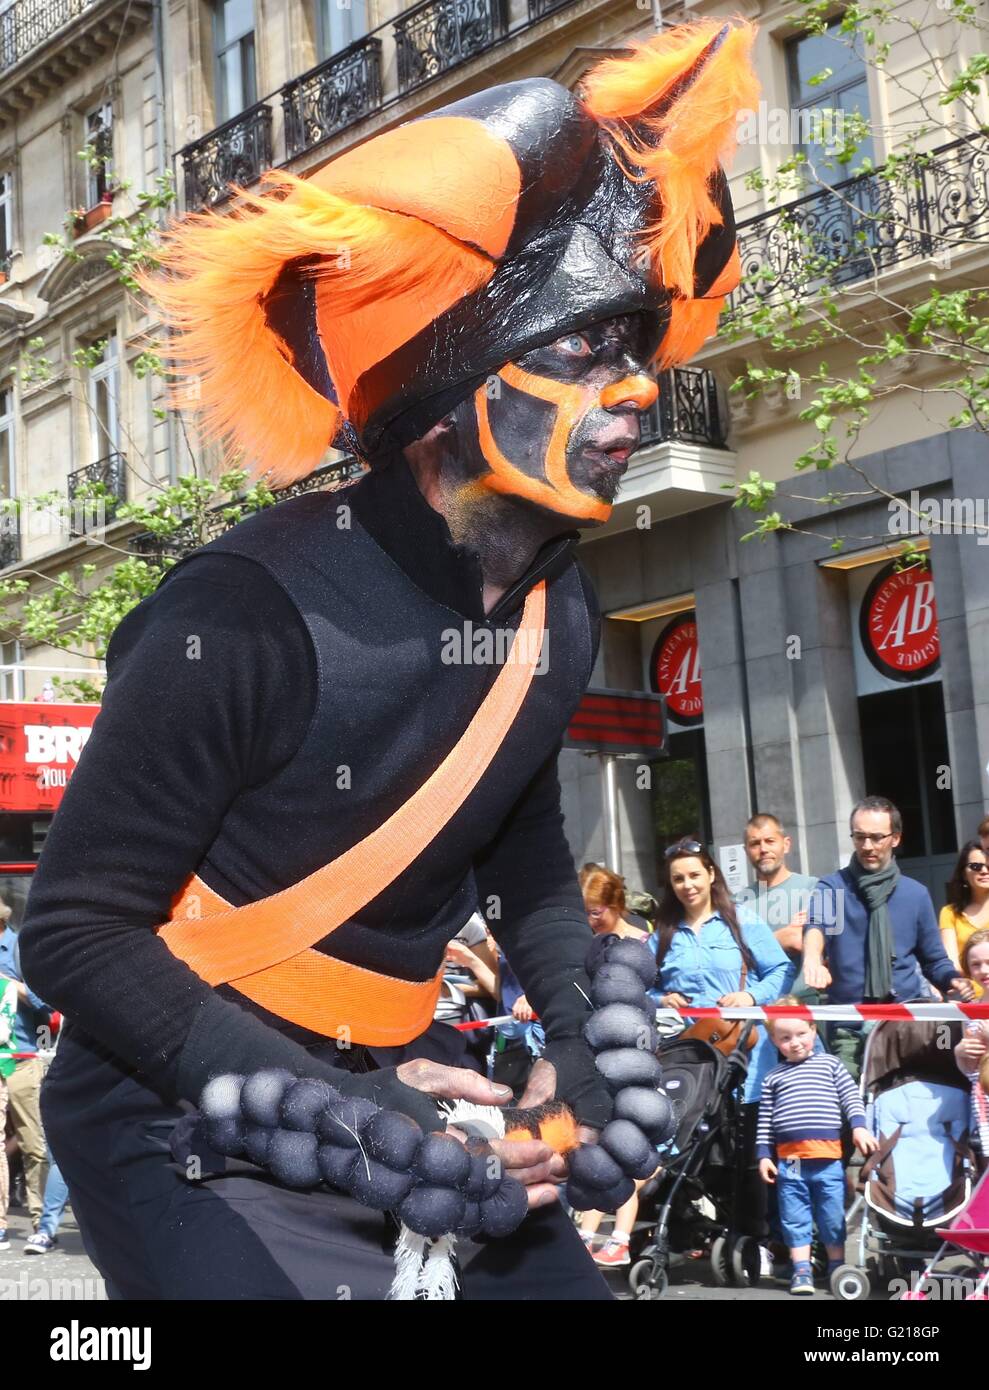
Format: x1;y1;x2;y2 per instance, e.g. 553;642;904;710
594;1047;664;1093
614;1086;676;1143
200;1073;245;1121
205;1116;245;1158
317;1143;357;1192
364;1110;424;1171
589;964;650;1014
567;1141;625;1192
584;1002;657;1054
399;1185;467;1237
240;1068;296;1128
280;1078;339;1133
317;1096;379;1147
414;1133;472;1189
266;1129;320;1188
349;1157;415;1210
600;1118;657;1179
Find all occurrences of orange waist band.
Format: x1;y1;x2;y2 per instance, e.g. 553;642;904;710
163;873;444;1046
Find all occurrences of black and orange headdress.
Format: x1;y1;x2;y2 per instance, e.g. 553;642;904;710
145;20;758;485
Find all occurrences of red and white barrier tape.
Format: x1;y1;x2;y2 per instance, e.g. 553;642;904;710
454;1001;989;1032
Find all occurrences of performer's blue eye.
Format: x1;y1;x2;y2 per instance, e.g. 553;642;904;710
560;333;591;357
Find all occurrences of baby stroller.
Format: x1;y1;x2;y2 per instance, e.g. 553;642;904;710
832;1020;979;1301
627;1026;760;1299
898;1164;989;1300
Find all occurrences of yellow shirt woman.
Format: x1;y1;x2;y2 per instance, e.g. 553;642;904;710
940;903;988;998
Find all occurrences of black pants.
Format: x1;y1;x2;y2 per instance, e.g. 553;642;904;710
42;1027;611;1301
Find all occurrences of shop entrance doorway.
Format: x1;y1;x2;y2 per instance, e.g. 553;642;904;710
857;681;957;902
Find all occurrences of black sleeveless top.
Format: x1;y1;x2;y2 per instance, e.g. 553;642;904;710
20;458;601;1102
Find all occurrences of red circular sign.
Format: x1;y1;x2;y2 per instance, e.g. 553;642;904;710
860;563;940;682
650;614;703;725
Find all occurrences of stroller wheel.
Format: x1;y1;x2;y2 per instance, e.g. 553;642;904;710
729;1235;762;1289
630;1258;669;1299
831;1264;871;1301
710;1235;732;1287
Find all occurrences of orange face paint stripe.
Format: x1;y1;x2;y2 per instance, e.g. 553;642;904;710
158;581;547;988
474;364;611;522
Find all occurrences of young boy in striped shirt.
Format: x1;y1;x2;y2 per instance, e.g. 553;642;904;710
757;998;878;1295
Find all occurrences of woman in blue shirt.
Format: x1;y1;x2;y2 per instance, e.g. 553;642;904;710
649;838;794;1240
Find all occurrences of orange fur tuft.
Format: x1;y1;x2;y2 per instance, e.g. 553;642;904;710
502;1102;580;1154
583;20;759;308
539;1112;580;1155
139;172;494;486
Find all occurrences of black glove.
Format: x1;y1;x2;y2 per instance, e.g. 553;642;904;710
541;1038;613;1131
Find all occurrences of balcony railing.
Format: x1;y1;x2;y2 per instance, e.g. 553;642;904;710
182;101;274;210
0;0;94;73
731;134;989;314
180;0;583;200
283;38;383;161
130;456;365;561
67;452;126;534
395;0;508;95
640;367;727;451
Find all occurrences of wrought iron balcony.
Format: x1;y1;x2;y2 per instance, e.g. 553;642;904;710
640;367;727;451
394;0;508;95
182;0;583;208
0;0;94;73
283;38;383;160
732;134;989;313
67;452;126;534
130;457;365;561
180;102;274;211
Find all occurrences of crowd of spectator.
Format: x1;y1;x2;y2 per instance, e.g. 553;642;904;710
561;800;989;1292
0;895;69;1256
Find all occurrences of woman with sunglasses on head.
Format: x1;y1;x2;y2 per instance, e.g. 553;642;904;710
650;837;793;1250
940;840;989;998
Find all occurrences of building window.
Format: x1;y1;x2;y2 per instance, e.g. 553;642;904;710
316;0;367;61
215;0;257;123
87;334;120;461
0;385;13;500
84;102;114;207
0;169;12;270
0;639;24;701
786;19;874;181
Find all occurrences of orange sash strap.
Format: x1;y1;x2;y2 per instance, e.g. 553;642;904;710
157;580;547;1046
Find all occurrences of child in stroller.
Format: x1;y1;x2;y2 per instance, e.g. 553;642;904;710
832;1018;980;1301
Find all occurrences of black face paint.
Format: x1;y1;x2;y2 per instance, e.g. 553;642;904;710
459;311;664;524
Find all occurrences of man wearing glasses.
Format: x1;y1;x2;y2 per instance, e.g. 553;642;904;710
802;796;974;1078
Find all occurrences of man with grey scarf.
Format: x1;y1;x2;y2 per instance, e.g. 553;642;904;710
802;797;974;1078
